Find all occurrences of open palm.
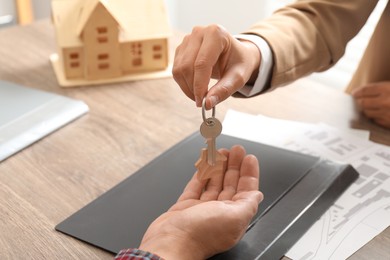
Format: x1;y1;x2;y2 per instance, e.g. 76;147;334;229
139;145;263;260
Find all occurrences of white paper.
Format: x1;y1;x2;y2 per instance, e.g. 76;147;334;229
284;128;390;260
222;109;390;260
222;110;314;148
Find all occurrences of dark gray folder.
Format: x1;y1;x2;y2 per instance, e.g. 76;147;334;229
56;133;358;259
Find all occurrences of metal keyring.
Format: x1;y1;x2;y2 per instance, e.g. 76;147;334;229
202;97;215;125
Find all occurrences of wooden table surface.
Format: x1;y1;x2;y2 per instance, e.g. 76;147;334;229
0;20;389;259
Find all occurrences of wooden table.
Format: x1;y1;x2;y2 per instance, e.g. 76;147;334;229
0;20;389;259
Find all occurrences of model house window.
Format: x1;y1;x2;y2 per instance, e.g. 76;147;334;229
153;54;162;59
132;58;142;66
69;52;80;68
152;44;162;60
97;27;107;34
69;53;79;59
70;62;79;68
98;63;109;69
131;42;142;54
98;53;109;60
97;36;108;43
131;42;143;66
96;26;108;43
153;45;162;51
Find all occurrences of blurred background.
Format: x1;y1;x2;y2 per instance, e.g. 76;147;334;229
0;0;387;90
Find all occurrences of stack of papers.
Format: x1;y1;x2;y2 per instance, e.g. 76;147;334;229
222;109;390;260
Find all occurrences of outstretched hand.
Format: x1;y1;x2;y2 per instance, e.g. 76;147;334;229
352;81;390;129
139;145;263;260
173;25;261;109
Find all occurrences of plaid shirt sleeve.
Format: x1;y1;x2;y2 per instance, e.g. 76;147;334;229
115;248;164;260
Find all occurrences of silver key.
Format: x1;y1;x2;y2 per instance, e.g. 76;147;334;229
200;117;222;165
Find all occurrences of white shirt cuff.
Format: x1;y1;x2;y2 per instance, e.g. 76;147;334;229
235;34;273;97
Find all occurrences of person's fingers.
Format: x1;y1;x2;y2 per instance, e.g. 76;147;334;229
200;170;224;201
374;118;390;128
174;25;258;109
205;66;248;109
352;82;389;98
173;73;194;101
353;82;390;129
204;39;260;109
218;148;229;158
362;107;383;118
232;190;264;214
177;172;208;201
237;154;260;193
172;33;203;101
197;148;228;201
172;70;194;101
178;149;229;203
193;25;230;107
364;109;390;127
356;96;384;110
173;42;193;100
218;145;246;201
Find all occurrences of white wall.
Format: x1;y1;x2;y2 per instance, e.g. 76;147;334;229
31;0;51;20
0;0;16;27
165;0;271;34
0;0;51;28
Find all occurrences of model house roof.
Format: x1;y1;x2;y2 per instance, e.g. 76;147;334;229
52;0;172;47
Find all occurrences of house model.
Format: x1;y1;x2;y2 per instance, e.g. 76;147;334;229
50;0;172;87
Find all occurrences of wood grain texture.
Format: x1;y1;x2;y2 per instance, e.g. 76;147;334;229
0;20;389;259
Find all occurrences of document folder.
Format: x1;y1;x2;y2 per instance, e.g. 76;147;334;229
56;132;358;259
0;80;88;161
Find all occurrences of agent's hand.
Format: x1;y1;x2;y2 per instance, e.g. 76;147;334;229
139;145;263;260
352;81;390;129
173;25;261;109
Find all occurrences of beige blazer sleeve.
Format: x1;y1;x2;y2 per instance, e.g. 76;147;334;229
243;0;380;89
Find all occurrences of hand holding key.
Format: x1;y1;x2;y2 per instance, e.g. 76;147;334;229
195;98;227;180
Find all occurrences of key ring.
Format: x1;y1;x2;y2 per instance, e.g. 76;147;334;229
202;97;215;126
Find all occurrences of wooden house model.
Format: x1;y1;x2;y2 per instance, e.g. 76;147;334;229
50;0;172;86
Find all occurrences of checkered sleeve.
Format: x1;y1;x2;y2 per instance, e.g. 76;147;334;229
115;248;164;260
